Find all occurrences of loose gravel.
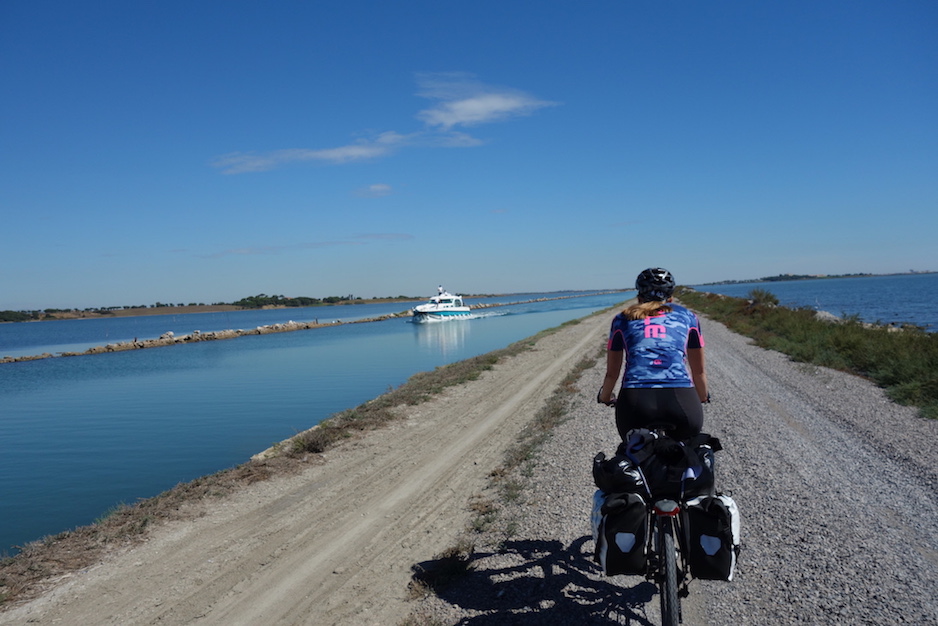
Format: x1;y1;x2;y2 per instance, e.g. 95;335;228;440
412;315;938;625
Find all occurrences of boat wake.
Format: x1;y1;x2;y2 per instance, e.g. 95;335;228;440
468;310;510;319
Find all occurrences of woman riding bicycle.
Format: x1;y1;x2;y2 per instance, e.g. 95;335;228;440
598;268;709;441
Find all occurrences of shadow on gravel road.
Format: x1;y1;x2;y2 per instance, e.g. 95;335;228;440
413;535;658;625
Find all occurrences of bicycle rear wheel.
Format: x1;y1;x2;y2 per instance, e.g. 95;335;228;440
658;521;681;626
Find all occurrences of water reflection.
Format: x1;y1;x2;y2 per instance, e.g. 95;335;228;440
411;319;471;357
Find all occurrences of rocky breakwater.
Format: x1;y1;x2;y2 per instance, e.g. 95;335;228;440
1;313;411;364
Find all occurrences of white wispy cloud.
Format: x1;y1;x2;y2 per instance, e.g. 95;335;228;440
212;132;413;174
354;183;394;198
211;75;556;174
415;72;559;130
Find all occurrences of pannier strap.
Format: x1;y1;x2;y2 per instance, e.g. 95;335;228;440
616;429;722;460
689;433;722;452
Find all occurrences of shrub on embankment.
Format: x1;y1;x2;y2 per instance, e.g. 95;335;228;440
677;287;938;420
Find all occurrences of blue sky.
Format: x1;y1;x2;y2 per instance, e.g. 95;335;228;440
2;1;936;310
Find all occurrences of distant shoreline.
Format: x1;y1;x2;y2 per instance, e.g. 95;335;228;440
698;270;936;287
2;299;422;324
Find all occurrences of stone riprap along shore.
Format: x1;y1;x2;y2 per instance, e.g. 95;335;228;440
0;317;397;364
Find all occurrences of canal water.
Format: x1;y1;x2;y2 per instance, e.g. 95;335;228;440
0;291;629;554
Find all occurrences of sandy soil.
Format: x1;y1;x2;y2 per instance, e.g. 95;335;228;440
1;312;611;625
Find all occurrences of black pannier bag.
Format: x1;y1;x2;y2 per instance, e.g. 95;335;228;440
619;429;722;499
592;490;648;576
592;451;645;494
684;494;741;581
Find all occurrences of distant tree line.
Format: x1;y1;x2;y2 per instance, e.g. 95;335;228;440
0;310;38;322
705;273;875;285
1;294;425;322
759;273;873;282
231;294;362;309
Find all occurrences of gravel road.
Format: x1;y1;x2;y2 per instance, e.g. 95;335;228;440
414;314;938;625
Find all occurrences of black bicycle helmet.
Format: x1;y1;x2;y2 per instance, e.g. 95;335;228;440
635;267;675;301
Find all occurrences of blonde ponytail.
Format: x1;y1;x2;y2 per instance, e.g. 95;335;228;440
624;301;672;320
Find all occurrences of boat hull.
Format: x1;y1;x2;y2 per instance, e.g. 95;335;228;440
411;309;472;323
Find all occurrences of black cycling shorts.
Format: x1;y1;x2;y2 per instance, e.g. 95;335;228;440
615;387;703;441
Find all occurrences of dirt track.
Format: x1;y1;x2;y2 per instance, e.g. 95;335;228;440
1;312;611;625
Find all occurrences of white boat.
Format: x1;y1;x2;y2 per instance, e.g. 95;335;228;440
411;287;472;323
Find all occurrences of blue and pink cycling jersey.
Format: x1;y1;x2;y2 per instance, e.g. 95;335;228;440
607;304;704;388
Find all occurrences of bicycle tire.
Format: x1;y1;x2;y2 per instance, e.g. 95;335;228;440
659;521;681;626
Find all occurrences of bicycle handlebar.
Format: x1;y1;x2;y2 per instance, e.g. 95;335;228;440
596;388;616;407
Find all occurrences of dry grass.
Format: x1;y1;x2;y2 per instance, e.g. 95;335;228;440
408;538;476;598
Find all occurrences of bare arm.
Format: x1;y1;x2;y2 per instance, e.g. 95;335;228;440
687;347;709;403
599;349;623;404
